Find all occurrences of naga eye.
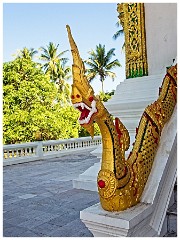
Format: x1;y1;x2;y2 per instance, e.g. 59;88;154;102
71;95;75;99
98;180;105;188
89;96;94;102
76;94;80;98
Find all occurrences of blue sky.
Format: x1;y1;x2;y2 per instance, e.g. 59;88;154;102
3;2;125;93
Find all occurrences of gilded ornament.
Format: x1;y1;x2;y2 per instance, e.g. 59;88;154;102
117;3;148;78
66;25;177;212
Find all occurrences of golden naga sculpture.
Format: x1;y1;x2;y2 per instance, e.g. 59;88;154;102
66;25;177;211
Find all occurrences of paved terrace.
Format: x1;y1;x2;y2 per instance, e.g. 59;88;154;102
3;150;99;237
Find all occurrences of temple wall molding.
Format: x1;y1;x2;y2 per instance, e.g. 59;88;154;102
145;3;177;75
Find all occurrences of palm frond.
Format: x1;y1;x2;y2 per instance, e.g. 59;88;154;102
106;59;121;70
105;71;116;81
84;60;98;69
85;43;121;92
57;50;69;58
86;72;97;82
113;29;124;40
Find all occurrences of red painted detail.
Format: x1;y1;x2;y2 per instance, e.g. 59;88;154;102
159;87;162;95
71;95;75;99
77;106;90;121
155;113;161;120
128;151;132;159
98;180;106;188
76;94;80;98
133;188;138;196
136;127;139;135
171;86;177;101
115;118;123;140
89;96;94;102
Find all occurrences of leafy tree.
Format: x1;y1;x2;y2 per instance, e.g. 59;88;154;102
85;44;121;92
99;90;115;102
79;123;100;138
3;57;79;144
15;47;38;60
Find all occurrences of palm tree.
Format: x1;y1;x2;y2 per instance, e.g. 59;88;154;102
40;42;68;82
28;48;38;59
55;59;71;87
16;47;38;60
55;60;72;105
85;44;121;93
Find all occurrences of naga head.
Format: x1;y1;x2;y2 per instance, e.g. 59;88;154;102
66;25;105;137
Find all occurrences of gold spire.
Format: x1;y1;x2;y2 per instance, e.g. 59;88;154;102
66;25;94;97
66;25;82;68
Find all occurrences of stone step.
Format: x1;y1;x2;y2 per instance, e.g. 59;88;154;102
167;203;177;232
164;183;177;237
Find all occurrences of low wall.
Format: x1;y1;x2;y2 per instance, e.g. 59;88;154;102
3;136;102;166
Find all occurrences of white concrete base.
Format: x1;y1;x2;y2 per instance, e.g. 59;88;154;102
81;202;157;237
80;105;177;237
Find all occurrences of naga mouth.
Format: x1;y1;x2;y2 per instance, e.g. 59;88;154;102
73;100;97;125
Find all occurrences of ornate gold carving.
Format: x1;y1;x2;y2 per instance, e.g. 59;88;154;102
67;25;177;212
117;3;148;78
97;170;117;198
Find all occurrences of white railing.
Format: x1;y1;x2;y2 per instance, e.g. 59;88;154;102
3;136;102;166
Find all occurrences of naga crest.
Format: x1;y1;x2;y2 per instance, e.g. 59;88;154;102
66;25;177;212
66;25;107;138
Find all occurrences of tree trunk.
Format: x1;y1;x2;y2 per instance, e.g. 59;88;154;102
101;77;104;93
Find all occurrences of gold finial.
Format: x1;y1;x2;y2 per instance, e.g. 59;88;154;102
66;25;82;68
66;25;94;95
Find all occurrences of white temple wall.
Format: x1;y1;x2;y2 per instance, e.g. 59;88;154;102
145;3;177;75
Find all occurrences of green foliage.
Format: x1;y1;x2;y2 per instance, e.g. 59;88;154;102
3;58;79;144
3;41;119;145
15;47;38;60
40;42;69;82
85;44;121;92
78;123;101;138
39;42;72;105
99;90;114;102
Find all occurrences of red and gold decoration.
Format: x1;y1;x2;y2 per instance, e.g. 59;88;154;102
66;25;177;211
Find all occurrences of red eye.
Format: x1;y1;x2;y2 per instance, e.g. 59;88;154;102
71;95;75;99
76;94;80;98
89;96;94;102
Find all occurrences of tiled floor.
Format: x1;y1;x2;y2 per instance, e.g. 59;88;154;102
3;151;99;237
3;150;177;237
